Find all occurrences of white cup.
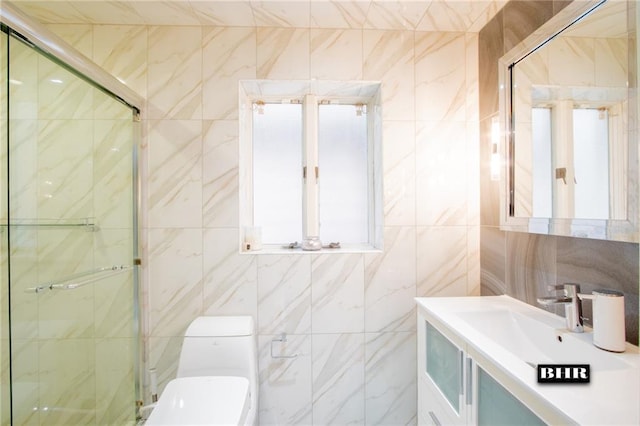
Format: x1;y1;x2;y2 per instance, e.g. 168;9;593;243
580;289;626;352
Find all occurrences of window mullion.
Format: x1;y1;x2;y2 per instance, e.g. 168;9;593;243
302;94;319;242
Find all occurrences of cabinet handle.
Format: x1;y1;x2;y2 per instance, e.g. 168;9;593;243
428;411;442;426
459;351;464;395
466;357;473;406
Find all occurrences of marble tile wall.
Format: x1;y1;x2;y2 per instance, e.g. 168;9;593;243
14;0;506;32
479;0;640;345
45;20;481;425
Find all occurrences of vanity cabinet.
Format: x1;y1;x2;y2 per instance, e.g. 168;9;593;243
417;296;640;425
418;311;546;425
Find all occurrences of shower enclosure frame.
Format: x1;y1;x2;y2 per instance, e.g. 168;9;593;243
0;2;143;423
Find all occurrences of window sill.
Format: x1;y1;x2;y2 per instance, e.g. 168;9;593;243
240;243;382;255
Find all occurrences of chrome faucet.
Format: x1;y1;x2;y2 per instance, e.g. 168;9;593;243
537;283;584;333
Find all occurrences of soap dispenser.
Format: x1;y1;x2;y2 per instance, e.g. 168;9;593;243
579;289;626;352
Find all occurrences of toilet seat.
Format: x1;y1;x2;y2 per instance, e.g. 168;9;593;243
146;376;251;425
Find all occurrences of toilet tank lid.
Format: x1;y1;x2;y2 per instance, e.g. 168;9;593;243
185;316;255;337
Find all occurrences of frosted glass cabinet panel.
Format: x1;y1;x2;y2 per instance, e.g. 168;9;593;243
477;367;545;426
426;321;462;414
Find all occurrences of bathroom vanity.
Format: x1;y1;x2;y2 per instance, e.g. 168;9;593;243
416;296;640;425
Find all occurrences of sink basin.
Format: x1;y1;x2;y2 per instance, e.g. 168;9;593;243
457;309;634;372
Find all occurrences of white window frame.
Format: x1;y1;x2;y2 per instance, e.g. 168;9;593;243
303;94;320;240
238;80;383;254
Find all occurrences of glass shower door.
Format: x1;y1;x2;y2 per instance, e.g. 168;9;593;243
6;31;139;425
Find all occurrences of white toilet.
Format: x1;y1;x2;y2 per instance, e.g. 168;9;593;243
146;316;258;425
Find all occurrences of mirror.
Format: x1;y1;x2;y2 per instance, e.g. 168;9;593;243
500;0;638;242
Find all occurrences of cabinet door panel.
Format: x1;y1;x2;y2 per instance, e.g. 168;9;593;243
425;321;463;413
477;367;547;426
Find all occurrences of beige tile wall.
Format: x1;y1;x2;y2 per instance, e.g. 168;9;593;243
46;21;481;424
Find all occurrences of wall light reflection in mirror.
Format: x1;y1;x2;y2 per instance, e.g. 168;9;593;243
491;116;501;181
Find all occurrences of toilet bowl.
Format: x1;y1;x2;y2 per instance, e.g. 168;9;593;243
146;316;258;425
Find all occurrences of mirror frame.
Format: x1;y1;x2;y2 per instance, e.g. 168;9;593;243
499;0;638;243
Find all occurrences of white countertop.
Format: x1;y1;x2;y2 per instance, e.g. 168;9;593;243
416;295;640;426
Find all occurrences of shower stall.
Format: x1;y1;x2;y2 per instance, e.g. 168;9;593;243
0;3;142;424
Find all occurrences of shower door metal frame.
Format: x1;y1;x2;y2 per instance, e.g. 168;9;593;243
0;2;142;109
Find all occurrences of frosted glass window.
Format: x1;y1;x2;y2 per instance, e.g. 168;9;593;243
573;108;609;219
318;104;368;244
532;108;553;218
253;104;303;244
477;367;545;426
243;84;382;251
426;321;461;413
